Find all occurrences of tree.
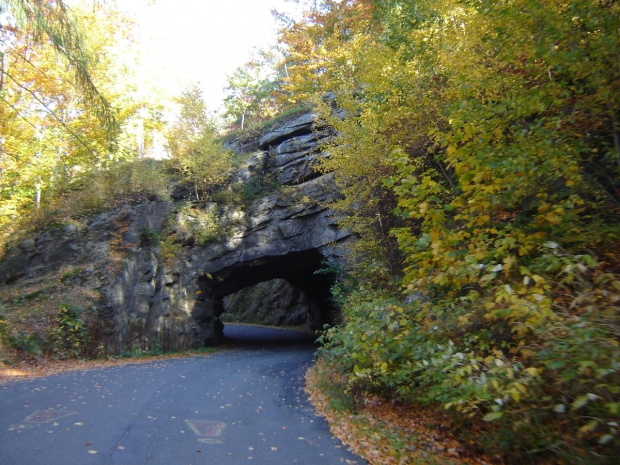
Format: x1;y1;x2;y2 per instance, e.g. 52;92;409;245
0;0;164;246
223;51;283;131
167;84;232;200
280;0;620;460
0;0;115;130
278;0;400;282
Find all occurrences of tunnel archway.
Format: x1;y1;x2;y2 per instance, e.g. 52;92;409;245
195;249;338;344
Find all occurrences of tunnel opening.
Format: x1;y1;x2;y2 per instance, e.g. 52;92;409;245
196;249;338;345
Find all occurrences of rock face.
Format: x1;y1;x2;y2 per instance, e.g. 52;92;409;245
222;279;314;327
0;111;350;351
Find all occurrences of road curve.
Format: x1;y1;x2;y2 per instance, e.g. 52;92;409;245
0;324;364;465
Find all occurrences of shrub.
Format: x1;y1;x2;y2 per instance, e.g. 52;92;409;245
232;175;281;205
320;260;620;463
47;304;89;360
175;203;224;245
139;227;161;246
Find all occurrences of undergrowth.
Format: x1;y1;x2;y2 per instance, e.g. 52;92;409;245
317;262;620;464
1;158;173;255
0;265;196;365
305;358;489;464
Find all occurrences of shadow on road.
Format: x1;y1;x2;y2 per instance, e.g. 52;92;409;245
221;324;318;349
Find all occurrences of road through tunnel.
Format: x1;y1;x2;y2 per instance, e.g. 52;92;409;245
195;249;338;345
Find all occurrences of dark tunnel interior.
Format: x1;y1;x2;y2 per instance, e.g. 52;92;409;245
200;249;338;331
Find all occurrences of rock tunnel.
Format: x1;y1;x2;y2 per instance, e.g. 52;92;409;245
180;111;352;346
195;249;338;344
0;110;353;352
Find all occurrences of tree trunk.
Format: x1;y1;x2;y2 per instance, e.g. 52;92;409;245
35;182;41;210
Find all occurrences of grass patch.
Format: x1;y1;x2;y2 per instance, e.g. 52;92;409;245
60;268;82;283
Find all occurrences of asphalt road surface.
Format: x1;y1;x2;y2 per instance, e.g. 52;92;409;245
0;324;364;465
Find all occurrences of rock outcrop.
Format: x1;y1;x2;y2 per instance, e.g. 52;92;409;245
222;279;314;327
0;111;349;352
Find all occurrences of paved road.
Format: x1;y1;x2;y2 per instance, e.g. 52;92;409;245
0;325;364;465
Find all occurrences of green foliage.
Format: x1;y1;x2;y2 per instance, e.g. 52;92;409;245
0;0;167;251
308;358;355;414
0;305;43;360
139;227;160;247
0;302;93;361
166;84;233;200
47;304;89;360
284;0;620;462
322;271;620;461
174;203;224;245
159;235;181;264
210;171;282;207
60;268;81;283
237;177;265;203
235;175;281;204
223;53;281;131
